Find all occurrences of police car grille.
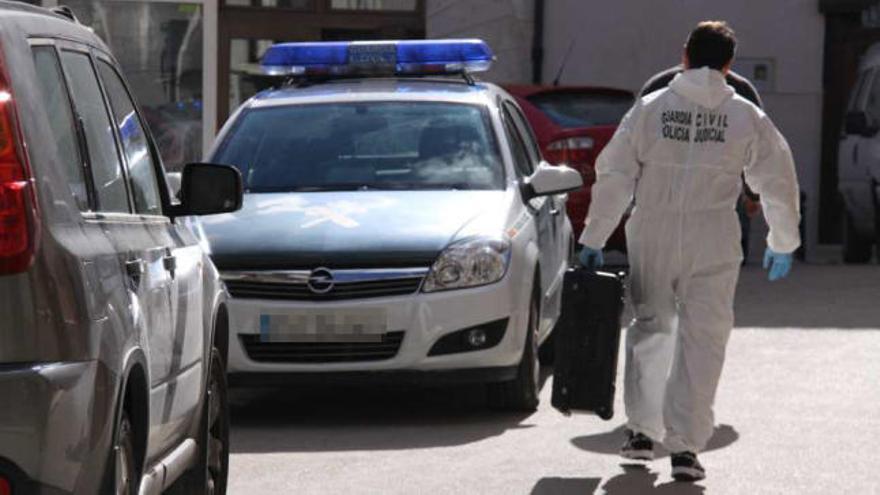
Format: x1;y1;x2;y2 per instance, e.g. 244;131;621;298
240;331;405;363
225;277;424;301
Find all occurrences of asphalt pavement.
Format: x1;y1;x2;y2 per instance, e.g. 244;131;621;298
228;263;880;494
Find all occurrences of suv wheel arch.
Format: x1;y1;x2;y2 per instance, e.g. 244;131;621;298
103;350;149;494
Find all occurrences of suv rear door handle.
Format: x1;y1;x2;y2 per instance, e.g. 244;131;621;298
163;252;177;278
126;259;144;288
550;208;561;216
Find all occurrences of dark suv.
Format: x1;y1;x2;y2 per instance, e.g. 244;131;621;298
0;3;241;494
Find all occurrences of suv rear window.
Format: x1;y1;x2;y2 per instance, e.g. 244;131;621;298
527;91;633;128
215;102;503;192
61;50;130;213
31;47;88;210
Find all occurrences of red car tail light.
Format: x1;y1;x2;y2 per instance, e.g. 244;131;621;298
0;476;10;495
0;45;38;275
545;136;596;182
545;136;594;165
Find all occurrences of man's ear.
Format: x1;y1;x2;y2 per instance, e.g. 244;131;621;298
682;49;690;69
721;60;733;75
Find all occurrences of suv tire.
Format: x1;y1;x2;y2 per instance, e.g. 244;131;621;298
487;283;540;412
168;347;229;495
114;411;137;495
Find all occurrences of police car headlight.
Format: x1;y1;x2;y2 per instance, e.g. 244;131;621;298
423;237;511;292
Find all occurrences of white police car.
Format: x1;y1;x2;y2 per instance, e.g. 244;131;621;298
201;40;582;410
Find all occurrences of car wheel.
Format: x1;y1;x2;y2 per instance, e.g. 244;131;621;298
843;211;874;264
487;284;540;412
169;348;229;495
114;411;137;495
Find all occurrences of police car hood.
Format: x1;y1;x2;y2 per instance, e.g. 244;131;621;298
669;67;735;109
201;190;511;270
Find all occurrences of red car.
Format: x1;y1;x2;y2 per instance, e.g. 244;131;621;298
505;85;634;252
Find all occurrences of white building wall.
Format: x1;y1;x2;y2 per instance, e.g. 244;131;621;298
426;0;535;84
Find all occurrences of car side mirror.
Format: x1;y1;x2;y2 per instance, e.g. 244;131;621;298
171;163;243;216
521;161;584;200
845;111;878;137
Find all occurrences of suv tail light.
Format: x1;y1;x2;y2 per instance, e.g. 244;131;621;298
0;476;9;495
0;45;37;275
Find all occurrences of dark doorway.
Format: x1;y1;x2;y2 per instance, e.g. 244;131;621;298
819;1;880;243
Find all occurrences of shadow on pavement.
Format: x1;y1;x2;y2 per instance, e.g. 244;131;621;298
732;265;880;329
229;367;552;453
601;464;705;494
570;424;739;459
531;477;601;494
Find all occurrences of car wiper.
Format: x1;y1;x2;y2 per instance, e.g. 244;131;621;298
367;182;474;191
251;184;376;193
250;183;479;193
291;185;370;192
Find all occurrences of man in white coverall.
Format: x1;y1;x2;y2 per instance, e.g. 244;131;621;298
578;21;801;482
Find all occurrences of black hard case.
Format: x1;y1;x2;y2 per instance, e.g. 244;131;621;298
551;268;625;419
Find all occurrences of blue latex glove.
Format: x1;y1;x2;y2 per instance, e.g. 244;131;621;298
578;246;605;270
763;248;793;281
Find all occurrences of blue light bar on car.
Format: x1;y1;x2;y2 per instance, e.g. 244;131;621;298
260;39;494;77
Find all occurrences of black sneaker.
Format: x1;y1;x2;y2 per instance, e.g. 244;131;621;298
620;429;654;461
671;451;705;482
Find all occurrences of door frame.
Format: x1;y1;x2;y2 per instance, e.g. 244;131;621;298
820;7;880;243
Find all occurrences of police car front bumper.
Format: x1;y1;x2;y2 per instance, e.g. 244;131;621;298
225;270;531;382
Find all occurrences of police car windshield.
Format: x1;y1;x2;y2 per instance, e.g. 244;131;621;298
215;102;504;193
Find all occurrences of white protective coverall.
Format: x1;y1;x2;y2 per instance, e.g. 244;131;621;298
580;67;801;453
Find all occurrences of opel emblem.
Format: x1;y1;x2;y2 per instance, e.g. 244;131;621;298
307;267;335;294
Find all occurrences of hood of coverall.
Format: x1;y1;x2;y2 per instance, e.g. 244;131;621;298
669;67;736;109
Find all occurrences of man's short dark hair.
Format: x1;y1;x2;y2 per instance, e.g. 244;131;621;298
686;21;736;71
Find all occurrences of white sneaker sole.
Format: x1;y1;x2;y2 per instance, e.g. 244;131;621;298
620;449;654;461
672;465;705;482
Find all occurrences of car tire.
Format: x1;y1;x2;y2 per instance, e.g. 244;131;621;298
487;284;540;412
843;211;874;264
168;348;230;495
114;411;137;495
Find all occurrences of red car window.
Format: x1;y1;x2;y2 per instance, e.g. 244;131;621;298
527;92;633;128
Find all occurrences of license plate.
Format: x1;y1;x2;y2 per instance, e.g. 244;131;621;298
348;43;397;66
258;309;387;343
